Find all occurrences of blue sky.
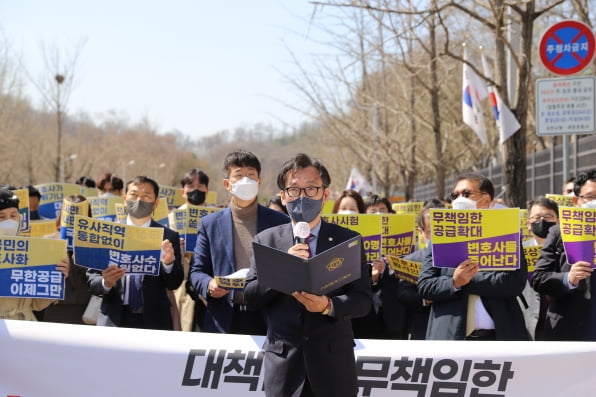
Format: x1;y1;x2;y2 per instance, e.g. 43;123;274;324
0;1;331;139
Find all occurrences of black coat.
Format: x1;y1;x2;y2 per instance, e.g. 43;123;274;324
531;225;596;340
418;242;529;340
245;220;372;397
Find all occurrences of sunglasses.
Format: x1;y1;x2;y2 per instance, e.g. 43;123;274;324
450;189;482;201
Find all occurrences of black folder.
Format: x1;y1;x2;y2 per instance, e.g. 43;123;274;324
252;235;362;295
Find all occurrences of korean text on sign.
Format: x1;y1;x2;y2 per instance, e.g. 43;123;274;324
430;208;521;270
381;213;416;257
73;215;164;275
386;255;421;285
0;236;66;299
560;207;596;267
182;205;223;253
322;214;382;263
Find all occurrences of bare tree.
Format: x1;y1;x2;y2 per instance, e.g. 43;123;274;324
23;40;86;182
308;0;576;206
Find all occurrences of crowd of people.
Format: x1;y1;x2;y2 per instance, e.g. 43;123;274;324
1;151;595;396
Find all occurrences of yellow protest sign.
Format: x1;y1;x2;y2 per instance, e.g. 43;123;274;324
36;183;81;219
205;191;218;206
89;196;122;221
559;207;596;265
385;254;421;285
152;199;170;226
80;187;99;197
430;208;521;270
60;198;90;249
523;245;542;275
73;215;164;275
0;236;66;299
159;185;186;208
23;220;58;237
392;202;424;214
183;205;222;252
519;209;533;243
322;214;381;263
321;200;335;215
13;188;30;233
546;194;574;208
381;214;416;257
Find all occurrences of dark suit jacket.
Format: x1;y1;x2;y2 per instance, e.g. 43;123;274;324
396;248;430;340
86;220;184;330
373;266;408;339
43;252;92;324
417;242;529;340
244;221;373;397
189;204;289;333
531;225;595;340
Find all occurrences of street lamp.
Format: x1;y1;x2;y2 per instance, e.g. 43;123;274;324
55;74;65;182
350;101;379;194
122;160;135;182
153;163;165;180
63;153;78;182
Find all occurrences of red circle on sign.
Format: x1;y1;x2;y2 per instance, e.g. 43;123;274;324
539;20;595;75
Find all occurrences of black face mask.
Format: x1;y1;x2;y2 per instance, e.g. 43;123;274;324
187;189;206;206
285;196;323;223
530;219;556;239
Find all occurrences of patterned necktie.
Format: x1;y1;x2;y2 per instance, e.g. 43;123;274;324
128;274;143;311
306;234;315;258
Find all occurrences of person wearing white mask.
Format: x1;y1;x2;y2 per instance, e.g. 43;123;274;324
0;188;70;320
532;169;596;340
364;194;392;214
335;191;385;284
332;189;365;215
333;190;386;338
96;173;124;197
418;174;529;340
189;150;289;334
449;176;494;210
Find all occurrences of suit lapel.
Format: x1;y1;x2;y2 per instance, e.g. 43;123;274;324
314;221;336;255
269;223;294;252
218;209;236;269
256;204;266;232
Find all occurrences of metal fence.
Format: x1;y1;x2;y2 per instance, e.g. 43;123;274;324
413;134;596;204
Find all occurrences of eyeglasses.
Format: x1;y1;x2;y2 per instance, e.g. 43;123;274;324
284;186;324;198
529;214;557;222
578;195;596;201
450;189;482;201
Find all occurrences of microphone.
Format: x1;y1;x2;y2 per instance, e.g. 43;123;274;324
293;221;311;244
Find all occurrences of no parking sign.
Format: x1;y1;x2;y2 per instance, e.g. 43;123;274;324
539;20;595;76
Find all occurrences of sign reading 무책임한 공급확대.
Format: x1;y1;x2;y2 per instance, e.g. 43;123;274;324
430;208;521;270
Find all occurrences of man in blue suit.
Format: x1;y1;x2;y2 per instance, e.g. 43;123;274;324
189;150;289;334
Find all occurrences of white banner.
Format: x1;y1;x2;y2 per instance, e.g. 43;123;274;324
1;319;594;397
